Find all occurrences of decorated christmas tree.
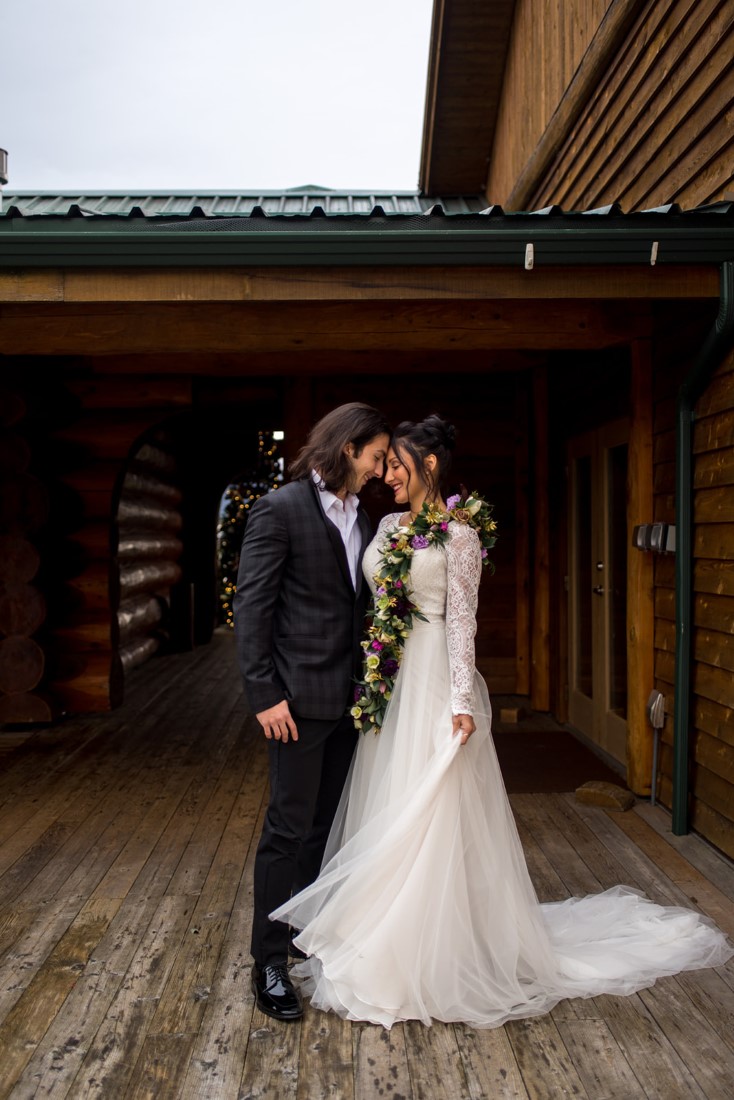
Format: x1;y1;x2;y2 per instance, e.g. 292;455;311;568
217;430;283;627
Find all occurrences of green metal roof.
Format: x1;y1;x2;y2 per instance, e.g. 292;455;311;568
1;189;486;218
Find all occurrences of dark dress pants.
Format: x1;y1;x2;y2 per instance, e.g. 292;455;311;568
250;712;358;966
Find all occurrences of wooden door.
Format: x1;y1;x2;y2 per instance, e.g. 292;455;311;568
568;421;629;765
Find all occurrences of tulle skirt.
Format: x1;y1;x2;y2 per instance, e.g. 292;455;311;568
272;619;733;1028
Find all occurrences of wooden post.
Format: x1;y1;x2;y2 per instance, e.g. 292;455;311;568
627;341;655;794
515;376;531;695
531;366;551;711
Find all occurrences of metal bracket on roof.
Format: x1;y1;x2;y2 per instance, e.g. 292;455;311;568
525;243;534;270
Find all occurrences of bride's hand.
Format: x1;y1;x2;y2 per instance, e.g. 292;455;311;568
452;713;476;745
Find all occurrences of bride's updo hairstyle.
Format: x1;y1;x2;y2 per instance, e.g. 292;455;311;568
391;414;456;500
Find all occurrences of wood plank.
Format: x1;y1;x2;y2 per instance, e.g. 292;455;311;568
455;1023;531;1099
589;991;708;1100
634;757;734;919
571;796;734;936
553;1018;644;1098
511;795;602;897
638;977;734;1099
402;1020;469;1100
12;894;183;1100
0;898;121;1093
695;485;734;524
0;264;714;305
179;755;270;1099
352;1023;414;1100
296;1011;355;1100
505;1015;591;1100
239;1013;301;1100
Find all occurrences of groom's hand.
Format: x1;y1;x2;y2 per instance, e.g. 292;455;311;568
256;700;299;743
452;713;476;745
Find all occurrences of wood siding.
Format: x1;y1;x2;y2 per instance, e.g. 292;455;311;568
652;309;734;859
489;0;734;212
487;0;616;204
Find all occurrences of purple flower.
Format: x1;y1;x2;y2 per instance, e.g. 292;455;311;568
376;586;386;596
395;580;403;589
440;522;449;531
382;658;398;677
446;494;461;510
371;640;384;651
354;686;361;702
481;548;488;558
412;535;429;550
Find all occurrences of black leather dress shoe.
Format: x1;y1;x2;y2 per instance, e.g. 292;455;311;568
289;927;309;961
251;963;303;1021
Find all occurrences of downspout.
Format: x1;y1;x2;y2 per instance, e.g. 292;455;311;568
673;261;734;834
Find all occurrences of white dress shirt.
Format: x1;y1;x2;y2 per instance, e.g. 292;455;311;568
312;470;362;588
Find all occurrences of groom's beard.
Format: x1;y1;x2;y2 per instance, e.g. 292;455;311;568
344;469;367;496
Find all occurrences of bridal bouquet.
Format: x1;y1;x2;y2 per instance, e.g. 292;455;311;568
351;493;497;734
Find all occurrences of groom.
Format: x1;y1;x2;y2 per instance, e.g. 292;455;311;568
234;402;390;1021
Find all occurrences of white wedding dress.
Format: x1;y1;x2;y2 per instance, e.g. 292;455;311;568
272;515;733;1028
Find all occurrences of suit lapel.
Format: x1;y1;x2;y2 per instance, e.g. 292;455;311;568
355;508;372;595
306;479;355;594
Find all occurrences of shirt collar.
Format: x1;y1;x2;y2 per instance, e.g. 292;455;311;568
312;469;360;513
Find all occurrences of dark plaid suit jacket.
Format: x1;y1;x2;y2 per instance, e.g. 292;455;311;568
234;477;373;720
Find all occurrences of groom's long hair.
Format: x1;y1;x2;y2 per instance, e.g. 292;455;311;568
290;402;390;492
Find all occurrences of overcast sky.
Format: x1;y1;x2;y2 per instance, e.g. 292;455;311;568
3;0;434;193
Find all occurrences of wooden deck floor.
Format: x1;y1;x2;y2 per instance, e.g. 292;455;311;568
1;632;733;1100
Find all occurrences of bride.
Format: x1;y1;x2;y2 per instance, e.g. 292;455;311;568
272;414;733;1029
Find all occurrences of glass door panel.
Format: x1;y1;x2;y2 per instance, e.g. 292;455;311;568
568;422;629;767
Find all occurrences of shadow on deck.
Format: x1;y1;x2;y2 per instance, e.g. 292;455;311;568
0;632;733;1099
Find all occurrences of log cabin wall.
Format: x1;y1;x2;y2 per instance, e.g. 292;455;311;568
0;379;52;721
651;305;734;859
0;363;195;716
114;439;184;679
488;0;734;211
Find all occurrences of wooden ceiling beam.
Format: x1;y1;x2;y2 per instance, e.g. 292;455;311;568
0;264;718;306
78;350;545;377
0;299;651;356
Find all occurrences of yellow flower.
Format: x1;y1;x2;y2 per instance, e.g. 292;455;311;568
366;654;380;670
365;671;380;683
350;706;362;719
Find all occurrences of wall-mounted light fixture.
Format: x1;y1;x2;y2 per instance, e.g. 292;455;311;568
632;524;676;553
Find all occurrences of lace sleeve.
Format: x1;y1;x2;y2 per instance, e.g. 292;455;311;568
446;523;482;715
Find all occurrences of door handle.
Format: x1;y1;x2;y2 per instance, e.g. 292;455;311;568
593;585;605;595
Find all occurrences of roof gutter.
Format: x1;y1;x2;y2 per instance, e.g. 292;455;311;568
0;222;733;268
673;260;734;834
